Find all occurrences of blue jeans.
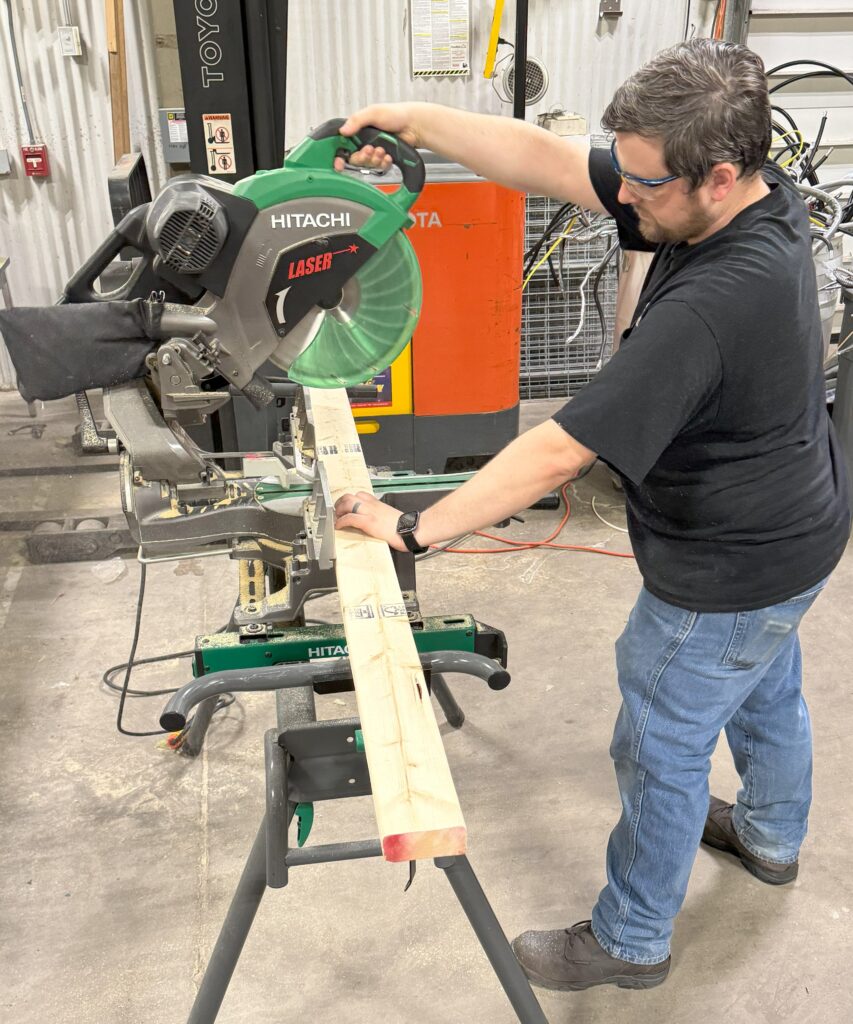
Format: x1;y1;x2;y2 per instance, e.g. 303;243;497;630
590;579;828;965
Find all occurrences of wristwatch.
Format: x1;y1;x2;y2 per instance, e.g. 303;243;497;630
396;511;428;555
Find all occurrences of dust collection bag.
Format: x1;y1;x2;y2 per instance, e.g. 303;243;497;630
0;298;163;402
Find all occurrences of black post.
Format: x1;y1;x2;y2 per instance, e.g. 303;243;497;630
244;0;278;169
172;0;254;182
513;0;529;120
267;0;289;163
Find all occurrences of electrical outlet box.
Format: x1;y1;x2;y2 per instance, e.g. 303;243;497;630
158;108;190;164
536;110;587;136
0;149;10;175
58;25;82;57
21;145;50;177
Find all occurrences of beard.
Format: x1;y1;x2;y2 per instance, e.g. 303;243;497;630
635;203;715;245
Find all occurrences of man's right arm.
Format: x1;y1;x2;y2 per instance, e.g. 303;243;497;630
337;102;608;214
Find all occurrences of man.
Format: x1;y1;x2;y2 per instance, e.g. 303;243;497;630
333;39;851;991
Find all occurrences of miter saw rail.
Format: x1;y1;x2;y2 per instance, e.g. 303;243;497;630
113;385;470;623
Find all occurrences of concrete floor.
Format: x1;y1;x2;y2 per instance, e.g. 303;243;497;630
1;390;852;1024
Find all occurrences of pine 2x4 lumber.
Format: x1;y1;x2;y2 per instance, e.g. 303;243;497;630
306;387;466;862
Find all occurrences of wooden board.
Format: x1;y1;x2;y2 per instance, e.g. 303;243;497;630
105;0;130;161
307;387;466;862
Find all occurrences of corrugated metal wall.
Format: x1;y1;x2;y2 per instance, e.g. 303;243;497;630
0;2;114;313
285;0;691;147
0;1;159;388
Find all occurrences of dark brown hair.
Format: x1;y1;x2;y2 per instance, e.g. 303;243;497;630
602;38;772;189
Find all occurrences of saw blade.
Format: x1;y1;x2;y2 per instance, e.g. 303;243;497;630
275;232;422;389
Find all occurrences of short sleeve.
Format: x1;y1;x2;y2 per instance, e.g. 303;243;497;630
552;300;722;486
588;148;656;253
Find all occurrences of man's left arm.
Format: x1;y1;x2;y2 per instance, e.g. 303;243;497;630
334;420;597;551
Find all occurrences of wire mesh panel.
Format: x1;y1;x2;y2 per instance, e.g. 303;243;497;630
520;196;619;399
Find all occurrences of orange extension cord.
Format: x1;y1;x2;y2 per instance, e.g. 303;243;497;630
712;0;727;39
437;482;635;559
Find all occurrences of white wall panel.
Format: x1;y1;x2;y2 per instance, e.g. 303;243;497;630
284;0;692;147
749;13;853;69
748;10;853;181
0;1;160;387
0;1;114;312
127;2;170;194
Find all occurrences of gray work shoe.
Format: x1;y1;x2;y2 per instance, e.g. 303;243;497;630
511;920;671;991
701;796;798;885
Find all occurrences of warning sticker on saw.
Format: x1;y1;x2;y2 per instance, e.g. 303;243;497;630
264;234;376;337
203;113;235;175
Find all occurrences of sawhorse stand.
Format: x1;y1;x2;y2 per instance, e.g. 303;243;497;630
161;651;549;1024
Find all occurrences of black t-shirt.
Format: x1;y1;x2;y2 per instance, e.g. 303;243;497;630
552;148;851;612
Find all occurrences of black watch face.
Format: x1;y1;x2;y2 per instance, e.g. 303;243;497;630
397;511;418;534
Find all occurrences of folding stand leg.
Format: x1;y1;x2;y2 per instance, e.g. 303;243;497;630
180;695;220;758
187;819;268;1024
430;673;465;728
435;855;549;1024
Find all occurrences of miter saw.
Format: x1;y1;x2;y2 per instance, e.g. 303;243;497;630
92;120;438;622
65;117;424;397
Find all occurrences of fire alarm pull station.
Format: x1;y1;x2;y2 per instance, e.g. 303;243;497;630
22;145;50;178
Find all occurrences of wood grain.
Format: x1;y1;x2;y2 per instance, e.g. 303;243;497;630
307;387;466;862
105;0;130;161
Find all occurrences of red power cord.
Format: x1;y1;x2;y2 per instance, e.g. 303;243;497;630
438;482;635;559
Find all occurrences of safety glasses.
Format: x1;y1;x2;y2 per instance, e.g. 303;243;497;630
610;139;679;199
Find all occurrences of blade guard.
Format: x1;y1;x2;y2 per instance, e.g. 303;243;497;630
233;120;425;389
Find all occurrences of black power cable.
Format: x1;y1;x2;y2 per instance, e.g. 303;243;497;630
800;112;827;181
113;562;234;738
766;61;853;185
523;202;575;277
115;563;164;737
768;60;853;93
104;649;195;697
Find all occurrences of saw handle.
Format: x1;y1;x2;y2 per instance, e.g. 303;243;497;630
62;206;152;303
311;118;426;199
61;205;201;306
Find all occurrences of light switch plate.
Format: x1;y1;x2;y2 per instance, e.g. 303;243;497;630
58;25;82;57
0;149;11;175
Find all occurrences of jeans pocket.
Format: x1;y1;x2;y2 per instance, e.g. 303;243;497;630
723;610;797;669
722;579;827;670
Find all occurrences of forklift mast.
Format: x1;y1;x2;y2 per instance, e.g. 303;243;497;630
173;0;289;183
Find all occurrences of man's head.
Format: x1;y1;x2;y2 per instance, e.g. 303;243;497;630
602;38;772;244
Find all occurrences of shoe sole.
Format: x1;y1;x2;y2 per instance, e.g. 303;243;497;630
701;834;798;886
521;964;670;992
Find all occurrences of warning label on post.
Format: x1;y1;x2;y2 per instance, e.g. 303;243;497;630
202;113;235;175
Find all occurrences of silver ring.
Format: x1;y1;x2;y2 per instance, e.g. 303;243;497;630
351;501;362;515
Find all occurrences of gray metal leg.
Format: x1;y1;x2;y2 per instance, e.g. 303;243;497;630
264;730;290;888
179;695;220;758
187;820;268;1024
435;855;549;1024
430;673;465;728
